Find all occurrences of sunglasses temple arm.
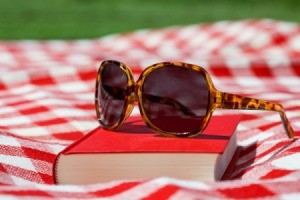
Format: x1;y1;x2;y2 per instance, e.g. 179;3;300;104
216;92;294;138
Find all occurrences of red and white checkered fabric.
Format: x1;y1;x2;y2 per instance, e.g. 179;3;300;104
1;19;300;199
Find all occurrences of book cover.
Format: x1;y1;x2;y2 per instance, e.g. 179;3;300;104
54;115;241;184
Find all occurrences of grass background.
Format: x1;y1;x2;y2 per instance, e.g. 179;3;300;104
0;0;299;40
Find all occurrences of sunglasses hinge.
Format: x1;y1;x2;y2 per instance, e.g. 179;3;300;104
214;91;223;106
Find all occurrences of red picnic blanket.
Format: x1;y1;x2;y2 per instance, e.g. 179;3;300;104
0;19;300;199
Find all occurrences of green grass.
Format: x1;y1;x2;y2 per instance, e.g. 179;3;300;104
0;0;299;40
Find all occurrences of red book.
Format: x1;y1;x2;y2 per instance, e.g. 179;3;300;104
54;115;241;184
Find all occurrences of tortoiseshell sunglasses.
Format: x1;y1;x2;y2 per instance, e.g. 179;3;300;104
95;60;294;138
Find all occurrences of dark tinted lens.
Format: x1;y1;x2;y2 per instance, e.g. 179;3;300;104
142;65;209;134
97;62;128;127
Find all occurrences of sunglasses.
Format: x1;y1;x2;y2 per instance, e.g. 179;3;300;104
95;60;294;138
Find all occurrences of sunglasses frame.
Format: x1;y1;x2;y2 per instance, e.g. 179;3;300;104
95;60;294;138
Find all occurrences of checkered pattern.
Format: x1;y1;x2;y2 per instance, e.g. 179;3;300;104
1;19;300;199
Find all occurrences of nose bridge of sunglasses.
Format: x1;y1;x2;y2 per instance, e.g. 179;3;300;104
124;83;139;119
128;90;137;104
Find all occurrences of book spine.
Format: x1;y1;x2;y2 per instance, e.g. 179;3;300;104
221;146;242;180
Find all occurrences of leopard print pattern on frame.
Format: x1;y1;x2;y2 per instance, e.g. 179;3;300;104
218;92;294;138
